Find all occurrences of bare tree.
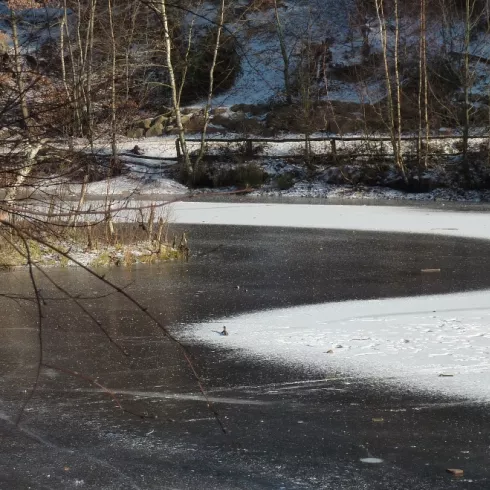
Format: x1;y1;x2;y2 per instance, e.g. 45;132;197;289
374;0;406;179
194;0;227;178
417;0;429;169
274;0;292;104
154;0;192;176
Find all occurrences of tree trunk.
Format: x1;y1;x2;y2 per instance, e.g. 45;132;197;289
274;0;292;104
393;0;404;175
5;143;43;204
374;0;406;179
417;0;429;169
63;0;83;137
6;11;44;208
85;0;97;148
156;0;192;176
195;0;226;178
11;13;30;131
461;0;473;183
108;0;118;161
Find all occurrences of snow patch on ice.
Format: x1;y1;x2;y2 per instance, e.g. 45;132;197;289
188;291;490;401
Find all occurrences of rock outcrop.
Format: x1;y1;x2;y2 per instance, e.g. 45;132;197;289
127;111;196;138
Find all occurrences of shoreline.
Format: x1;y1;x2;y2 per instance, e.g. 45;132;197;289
0;220;185;269
16;183;490;206
7;199;490;268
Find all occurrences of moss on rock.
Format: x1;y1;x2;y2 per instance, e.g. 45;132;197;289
145;123;164;137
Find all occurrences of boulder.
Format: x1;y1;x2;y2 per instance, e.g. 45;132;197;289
136;118;152;129
127;128;145;138
151;115;168;126
180;114;193;126
320;166;344;184
166;126;180;135
145;123;164;137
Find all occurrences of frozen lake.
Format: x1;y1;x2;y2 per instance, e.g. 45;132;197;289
1;215;490;488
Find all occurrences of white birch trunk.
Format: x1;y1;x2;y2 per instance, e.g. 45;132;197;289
195;0;226;174
156;0;192;175
5;143;43;204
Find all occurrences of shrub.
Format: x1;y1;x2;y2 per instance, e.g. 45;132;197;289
184;162;267;189
276;173;295;190
213;163;267;188
186;166;214;187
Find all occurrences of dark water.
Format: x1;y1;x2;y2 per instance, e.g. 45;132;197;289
1;226;490;489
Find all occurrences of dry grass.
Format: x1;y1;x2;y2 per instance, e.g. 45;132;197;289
0;219;185;269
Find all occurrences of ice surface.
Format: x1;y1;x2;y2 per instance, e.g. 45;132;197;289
176;202;490;400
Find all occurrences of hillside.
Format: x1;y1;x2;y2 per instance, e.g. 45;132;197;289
1;0;490;199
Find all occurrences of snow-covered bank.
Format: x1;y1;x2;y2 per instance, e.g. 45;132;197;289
44;134;489;202
67;135;490;202
173;202;490;401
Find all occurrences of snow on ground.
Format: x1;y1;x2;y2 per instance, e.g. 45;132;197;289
256;183;490;202
83;133;484;163
208;36;286;107
38;133;490;201
324;78;386;105
0;2;70;53
187;0;490;107
173;202;490;401
84;138;179;159
191;0;367;106
78;174;187;197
